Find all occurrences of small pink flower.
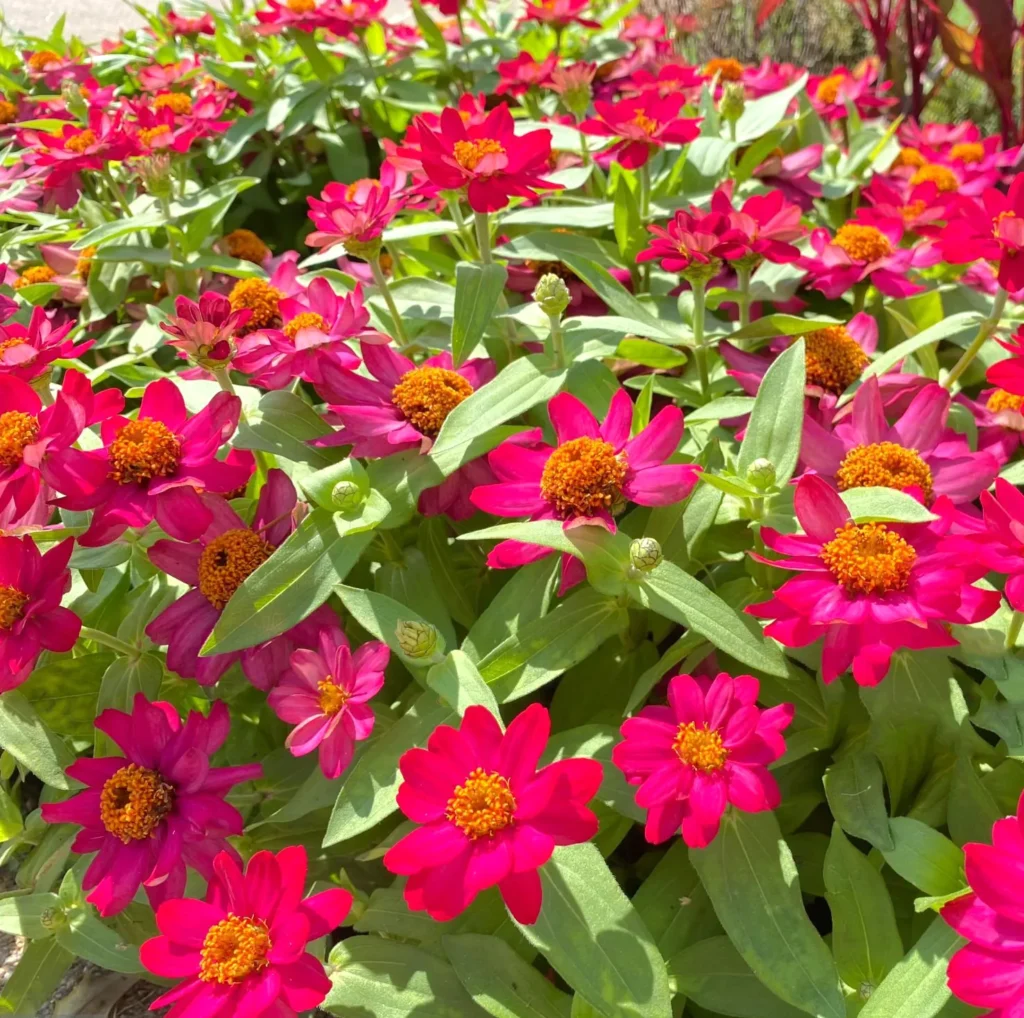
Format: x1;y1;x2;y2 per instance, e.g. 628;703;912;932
520;0;600;28
752;144;824;211
41;694;262;916
0;306;89;383
166;10;216;35
613;672;793;847
711;185;806;264
581;93;701;170
967;479;1024;613
637;205;749;275
160;290;251;369
807;63;896;123
255;0;353;35
305;179;405;253
495;52;558;97
269;628;389;778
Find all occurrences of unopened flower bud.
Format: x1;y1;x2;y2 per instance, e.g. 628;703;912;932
533;273;571;317
396;620;439;660
40;906;68;931
331;480;364;512
238;22;258;47
61;80;87;119
629;537;663;573
858;982;874;1001
132;153;173;200
746;457;776;490
719;82;746;123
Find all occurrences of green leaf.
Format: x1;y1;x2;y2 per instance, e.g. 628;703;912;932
452;262;508;367
737;338;806;486
428;651;501;719
15;282;61;306
685;395;757;424
616;337;687;369
882;818;965;896
948;755;1003;846
410;0;448;55
733;73;809;142
0;691;74;789
823;752;894;851
0;938;74;1016
234;389;336;467
859;313;984;388
55;911;142;973
0;892;61;938
841;488;938;523
444;933;572;1018
690;810;846;1018
728;315;840;342
335;583;444;666
74;209;165;248
514;842;673;1018
20;653;113;737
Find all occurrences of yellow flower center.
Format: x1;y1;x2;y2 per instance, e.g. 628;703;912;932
317;678;349;716
199;915;271;984
0;339;25;357
804;326;870;395
75;245;97;279
910;163;958;192
287;0;317;10
540;436;627;519
64;129;97;154
153;92;193;115
0;586;29;630
833;223;892;263
704;57;744;81
893;146;926;169
446;768;516;840
0;100;17;125
950;142;985;164
673;722;728;772
99;764;174;843
27;50;60;71
821;522;916;596
453;138;505;172
995;209;1022;239
901;199;926;223
283;311;327;340
224;228;270;265
138;124;171;148
987;388;1024;413
836;441;933;500
198;528;273;610
631;111;658;135
14;265;56;288
229;278;284;330
107;418;181;485
391;366;473;438
0;410;39;468
815;74;844;104
345;178;381;200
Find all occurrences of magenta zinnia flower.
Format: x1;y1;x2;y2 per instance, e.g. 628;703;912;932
520;0;600;29
966;479;1024;613
41;694;262;916
613;672;793;848
141;846;351;1018
0;536;79;691
305;179;405;254
711;186;805;264
0;306;89;383
581;93;701;170
268;627;389;779
160;290;251;369
495;52;558;97
747;474;1000;687
384;703;603;924
45;379;248;546
637;205;749;275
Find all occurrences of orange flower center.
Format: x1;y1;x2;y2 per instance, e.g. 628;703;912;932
224;228;270;265
391;366;473;438
804;326;870;395
893;146;926;169
345;178;381;200
27;50;60;71
64;129;97;154
901;199;926;223
994;209;1021;240
229;278;284;330
0;410;39;468
453;138;505;171
0;338;26;356
446;767;516;840
540;436;627;519
76;245;97;279
950;142;985;164
138;124;171;148
153;92;193;115
631;110;658;135
99;764;174;843
198;528;273;610
283;311;327;340
525;259;574;282
0;586;29;630
14;265;56;288
199;915;271;984
987;388;1024;413
821;522;916;596
0;100;17;125
108;418;181;485
287;0;317;10
910;163;958;192
673;722;728;772
833;223;892;263
815;74;844;104
317;678;349;716
704;57;744;81
836;442;933;500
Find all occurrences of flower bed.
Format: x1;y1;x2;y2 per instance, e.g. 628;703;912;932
1;2;1024;1018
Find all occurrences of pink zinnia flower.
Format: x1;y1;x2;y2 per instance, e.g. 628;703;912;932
960;385;1024;466
254;0;352;35
807;63;896;123
520;0;600;28
22;109;129;184
0;536;79;691
268;627;389;778
747;474;1000;687
624;63;705;102
166;10;217;35
160;290;251;369
637;205;749;275
384;703;603;923
45;379;248;546
41;695;262;916
0;162;45;215
305;179;404;253
711;185;805;264
0;306;89;383
613;672;793;847
862;175;954;237
967;479;1024;613
495;52;558;97
136;58;199;93
752;144;824;211
580;93;701;170
141;846;350;1018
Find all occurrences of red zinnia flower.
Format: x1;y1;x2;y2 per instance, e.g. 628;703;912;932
580;93;701;170
161;290;251;369
710;186;805;264
166;10;216;35
384;703;603;923
41;695;262;916
807;63;896;123
22;109;129;182
520;0;600;29
966;479;1024;614
495;52;558;97
637;206;749;275
141;846;350;1017
613;672;793;847
0;306;89;383
254;0;352;35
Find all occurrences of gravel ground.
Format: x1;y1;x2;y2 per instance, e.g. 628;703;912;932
1;0;152;39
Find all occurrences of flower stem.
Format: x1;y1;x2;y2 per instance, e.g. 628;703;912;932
370;256;410;346
1007;609;1024;650
447;197;476;258
213;365;237;397
692;280;710;401
79;627;138;658
943;288;1009;391
639;161;651;223
99;165;132;217
474;212;492;265
547;312;566;368
735;263;752;328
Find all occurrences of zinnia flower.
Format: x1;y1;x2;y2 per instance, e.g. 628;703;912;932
747;474;1000;687
226;250;304;334
383;703;603;923
987;324;1024;397
166;10;217;35
711;186;805;264
41;694;262;916
140;846;350;1018
160;290;251;369
807;63;895;122
580;93;701;170
0;535;80;691
495;53;558;97
752;144;824;211
520;0;600;28
0;306;89;383
964;479;1024;613
637;205;749;276
268;627;389;778
613;672;793;847
254;0;352;35
305;179;404;256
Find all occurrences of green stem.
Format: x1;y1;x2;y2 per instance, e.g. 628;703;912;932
943;288;1009;391
213;365;237;397
547;312;566;369
79;627;138;657
474;212;492;265
99;165;132;217
692;281;710;402
639;161;651;223
370;256;410;346
1007;609;1024;650
447;197;476;258
735;263;752;328
850;282;868;316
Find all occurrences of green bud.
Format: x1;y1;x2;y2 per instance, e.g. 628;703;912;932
396;620;440;661
343;237;383;261
132;153;173;200
61;80;88;120
681;257;723;287
533;272;571;318
300;457;370;512
629;537;663;573
238;22;258;47
746;457;776;490
857;982;874;1001
40;906;68;932
331;480;365;512
719;82;746;123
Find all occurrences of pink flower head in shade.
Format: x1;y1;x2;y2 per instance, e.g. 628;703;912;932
580;93;701;170
44;379;248;547
160;290;251;369
800;376;1001;505
412;104;563;214
0;369;123;520
0;306;89;383
520;0;600;28
747;474;1001;687
495;52;558;97
41;695;263;916
943;793;1024;1018
636;204;749;275
269;628;389;779
0;536;79;691
384;703;603;924
752;144;824;212
305;179;404;253
145;470;339;688
613;673;793;848
710;185;806;264
471;389;701;591
140;846;351;1018
166;10;217;35
807;63;896;123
